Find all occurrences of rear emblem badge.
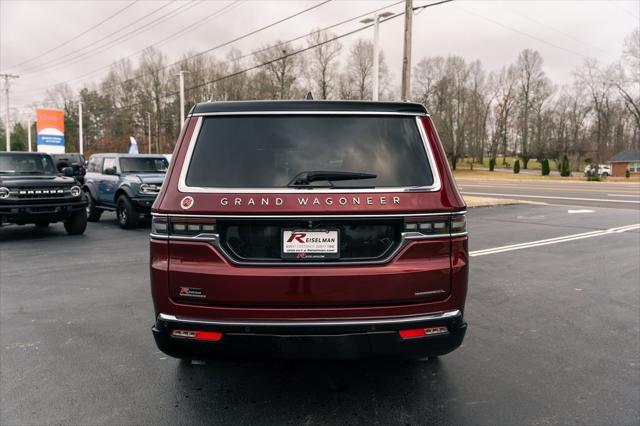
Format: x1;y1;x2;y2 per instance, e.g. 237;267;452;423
179;287;205;298
180;196;194;210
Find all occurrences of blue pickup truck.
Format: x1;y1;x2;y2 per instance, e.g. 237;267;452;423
83;154;168;229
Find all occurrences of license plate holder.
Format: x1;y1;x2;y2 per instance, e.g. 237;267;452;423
282;228;340;260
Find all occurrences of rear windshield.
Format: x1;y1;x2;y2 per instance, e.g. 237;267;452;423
185;115;434;188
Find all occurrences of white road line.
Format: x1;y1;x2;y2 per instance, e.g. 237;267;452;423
461;191;640;204
568;209;594;213
470;224;640;257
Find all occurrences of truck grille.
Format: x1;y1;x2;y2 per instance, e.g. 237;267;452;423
11;187;72;199
218;218;401;264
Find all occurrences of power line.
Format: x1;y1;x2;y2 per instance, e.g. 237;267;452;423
15;0;331;96
18;1;182;74
455;4;590;60
7;1;139;70
181;12;404;99
13;1;243;96
500;4;608;54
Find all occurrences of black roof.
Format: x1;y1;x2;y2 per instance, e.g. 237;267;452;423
608;149;640;163
190;100;428;115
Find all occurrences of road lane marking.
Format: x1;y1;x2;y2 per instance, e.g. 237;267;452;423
568;209;595;213
461;191;640;204
458;184;640;195
470;224;640;257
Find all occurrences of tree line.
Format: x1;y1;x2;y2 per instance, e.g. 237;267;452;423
6;27;639;171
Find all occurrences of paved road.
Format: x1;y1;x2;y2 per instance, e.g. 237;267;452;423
457;178;640;209
1;206;639;425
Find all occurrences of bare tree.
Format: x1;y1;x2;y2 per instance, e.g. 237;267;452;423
515;49;549;168
306;30;342;99
254;42;300;99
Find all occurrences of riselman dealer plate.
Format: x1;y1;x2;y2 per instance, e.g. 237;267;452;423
282;229;340;260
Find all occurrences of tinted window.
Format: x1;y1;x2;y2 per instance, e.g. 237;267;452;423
186;115;433;188
120;157;168;173
87;157;103;173
0;153;57;175
103;158;116;172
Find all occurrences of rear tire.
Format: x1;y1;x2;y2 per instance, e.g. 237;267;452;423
64;208;87;235
85;190;103;222
117;195;140;229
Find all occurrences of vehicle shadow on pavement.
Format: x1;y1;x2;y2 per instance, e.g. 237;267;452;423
172;358;457;424
0;224;73;241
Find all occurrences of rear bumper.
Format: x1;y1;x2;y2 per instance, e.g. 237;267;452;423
152;310;467;360
0;199;86;223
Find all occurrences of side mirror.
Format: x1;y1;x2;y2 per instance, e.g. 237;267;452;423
104;167;117;175
62;167;74;177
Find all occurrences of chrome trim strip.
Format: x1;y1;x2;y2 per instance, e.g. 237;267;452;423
176;114;442;194
158;309;461;327
190;111;428;117
151;211;466;219
450;231;469;238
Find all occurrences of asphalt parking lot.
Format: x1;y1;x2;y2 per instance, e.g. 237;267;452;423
1;204;639;425
457;178;640;210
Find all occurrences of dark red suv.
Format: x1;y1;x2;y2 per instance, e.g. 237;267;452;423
150;101;468;359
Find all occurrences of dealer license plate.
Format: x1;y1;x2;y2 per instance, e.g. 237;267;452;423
282;229;339;260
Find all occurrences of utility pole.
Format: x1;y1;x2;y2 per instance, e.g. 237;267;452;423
27;117;32;152
361;11;394;101
177;70;189;128
1;73;19;151
147;112;151;154
401;0;453;101
78;101;84;155
400;0;413;101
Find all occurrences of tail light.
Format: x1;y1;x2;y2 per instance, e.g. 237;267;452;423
171;329;223;342
151;217;216;236
403;214;466;236
399;326;448;339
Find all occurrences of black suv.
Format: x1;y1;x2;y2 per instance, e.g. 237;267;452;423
0;152;88;234
50;153;87;184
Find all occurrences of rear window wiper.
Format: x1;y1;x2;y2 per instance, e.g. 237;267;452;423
287;170;377;188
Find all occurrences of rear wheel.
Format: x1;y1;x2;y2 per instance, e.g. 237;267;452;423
64;208;87;235
85;190;103;222
117;195;140;229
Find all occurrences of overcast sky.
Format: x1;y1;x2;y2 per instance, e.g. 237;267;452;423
1;0;638;116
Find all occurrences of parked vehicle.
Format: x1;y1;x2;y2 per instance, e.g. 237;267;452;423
584;164;612;177
0;152;87;234
150;100;468;360
83;154;168;229
50;153;87;184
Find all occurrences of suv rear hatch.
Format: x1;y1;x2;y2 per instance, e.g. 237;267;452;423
163;113;452;307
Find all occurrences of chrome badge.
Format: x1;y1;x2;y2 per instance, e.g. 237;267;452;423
180;196;194;210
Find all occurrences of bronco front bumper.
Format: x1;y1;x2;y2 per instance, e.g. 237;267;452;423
0;199;86;224
152;310;467;360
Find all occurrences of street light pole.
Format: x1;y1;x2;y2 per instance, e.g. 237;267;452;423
178;70;189;128
360;11;394;101
1;73;19;151
373;15;381;101
78;101;84;155
27;117;32;152
147;112;151;154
